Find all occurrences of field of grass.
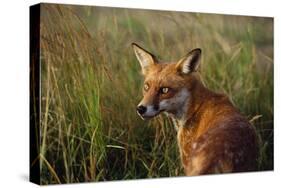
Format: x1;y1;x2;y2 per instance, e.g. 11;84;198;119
38;4;273;184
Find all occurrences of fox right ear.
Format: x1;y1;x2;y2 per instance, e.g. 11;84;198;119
176;48;201;74
132;43;156;74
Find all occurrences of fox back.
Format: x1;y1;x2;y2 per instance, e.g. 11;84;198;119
132;43;258;175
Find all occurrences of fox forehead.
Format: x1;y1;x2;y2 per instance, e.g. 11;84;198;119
144;62;185;87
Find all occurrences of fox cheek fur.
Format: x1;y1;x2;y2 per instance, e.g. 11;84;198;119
159;88;190;116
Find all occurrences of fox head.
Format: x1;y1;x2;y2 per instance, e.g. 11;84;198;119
132;43;202;120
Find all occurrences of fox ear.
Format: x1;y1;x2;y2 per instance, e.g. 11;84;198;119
132;43;157;74
176;48;201;74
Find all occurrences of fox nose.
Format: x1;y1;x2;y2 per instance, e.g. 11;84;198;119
137;105;147;115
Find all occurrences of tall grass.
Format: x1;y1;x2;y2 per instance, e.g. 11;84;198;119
39;4;273;184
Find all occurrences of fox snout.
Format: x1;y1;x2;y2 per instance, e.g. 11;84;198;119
136;105;146;115
136;103;160;119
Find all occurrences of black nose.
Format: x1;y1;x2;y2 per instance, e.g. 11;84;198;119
137;105;147;115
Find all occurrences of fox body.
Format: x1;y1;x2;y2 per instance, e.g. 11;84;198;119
132;43;258;175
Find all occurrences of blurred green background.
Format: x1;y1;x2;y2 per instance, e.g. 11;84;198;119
39;3;273;184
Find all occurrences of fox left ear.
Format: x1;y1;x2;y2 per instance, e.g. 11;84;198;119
132;43;157;74
176;48;201;74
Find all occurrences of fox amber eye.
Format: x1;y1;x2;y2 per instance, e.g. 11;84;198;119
161;87;169;94
143;83;149;91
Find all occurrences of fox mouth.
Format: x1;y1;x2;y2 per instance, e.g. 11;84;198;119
138;110;165;120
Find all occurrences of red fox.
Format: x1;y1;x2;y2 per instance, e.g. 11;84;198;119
132;43;258;175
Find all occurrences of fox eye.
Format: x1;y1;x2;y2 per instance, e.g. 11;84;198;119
143;83;149;91
160;87;170;94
